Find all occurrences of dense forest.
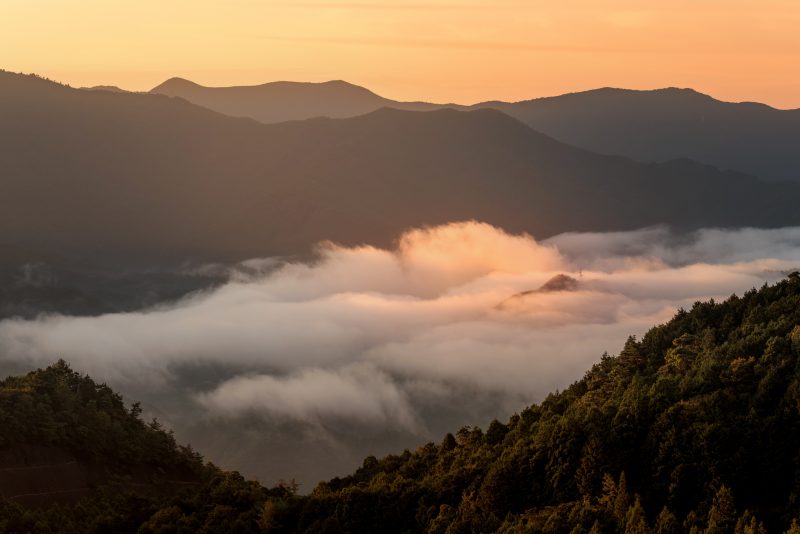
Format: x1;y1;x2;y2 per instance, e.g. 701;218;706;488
2;274;800;532
267;273;800;533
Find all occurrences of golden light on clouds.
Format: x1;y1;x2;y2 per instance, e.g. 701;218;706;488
2;0;799;106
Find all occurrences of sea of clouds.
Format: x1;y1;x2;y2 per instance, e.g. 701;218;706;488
1;221;799;485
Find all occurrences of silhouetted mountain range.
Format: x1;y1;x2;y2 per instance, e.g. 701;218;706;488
152;78;800;182
476;87;800;183
2;71;798;268
150;77;437;123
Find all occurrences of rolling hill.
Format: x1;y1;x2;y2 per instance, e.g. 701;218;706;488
3;71;799;270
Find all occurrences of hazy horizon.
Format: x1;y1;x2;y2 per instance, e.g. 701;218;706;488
85;74;800;110
13;71;800;112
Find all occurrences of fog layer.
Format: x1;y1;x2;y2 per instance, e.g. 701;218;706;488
1;221;798;485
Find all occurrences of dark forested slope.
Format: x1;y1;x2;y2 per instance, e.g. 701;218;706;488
0;361;288;533
264;273;800;533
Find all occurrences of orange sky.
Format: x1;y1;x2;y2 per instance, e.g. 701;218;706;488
2;0;799;107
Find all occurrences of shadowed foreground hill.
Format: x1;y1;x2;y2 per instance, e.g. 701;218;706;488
0;361;203;506
263;274;800;533
3;72;800;268
0;362;291;533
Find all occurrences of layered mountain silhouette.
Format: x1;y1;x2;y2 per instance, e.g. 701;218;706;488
2;71;799;268
476;87;800;183
150;77;437;123
152;78;800;182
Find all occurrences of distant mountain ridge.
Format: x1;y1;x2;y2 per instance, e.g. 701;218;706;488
150;77;437;123
474;86;800;183
151;78;800;182
2;70;799;268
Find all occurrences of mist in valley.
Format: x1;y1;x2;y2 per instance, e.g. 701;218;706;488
1;221;798;487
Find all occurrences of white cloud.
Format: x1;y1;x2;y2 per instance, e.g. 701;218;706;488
196;363;419;431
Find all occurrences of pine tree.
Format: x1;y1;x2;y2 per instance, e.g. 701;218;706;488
576;438;602;498
613;472;631;523
706;485;736;534
623;496;648;534
734;510;767;534
600;472;617;507
654;506;678;534
785;518;800;534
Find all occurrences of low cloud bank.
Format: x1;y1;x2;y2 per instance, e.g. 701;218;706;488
1;222;798;482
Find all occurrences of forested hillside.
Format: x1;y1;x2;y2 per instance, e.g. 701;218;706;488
4;276;800;532
0;362;289;533
263;273;800;533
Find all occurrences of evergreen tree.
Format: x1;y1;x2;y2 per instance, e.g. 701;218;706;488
623;496;648;534
654;506;679;534
706;486;737;534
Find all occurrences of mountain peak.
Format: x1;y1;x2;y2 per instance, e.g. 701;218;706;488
150;77;202;93
321;79;357;87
